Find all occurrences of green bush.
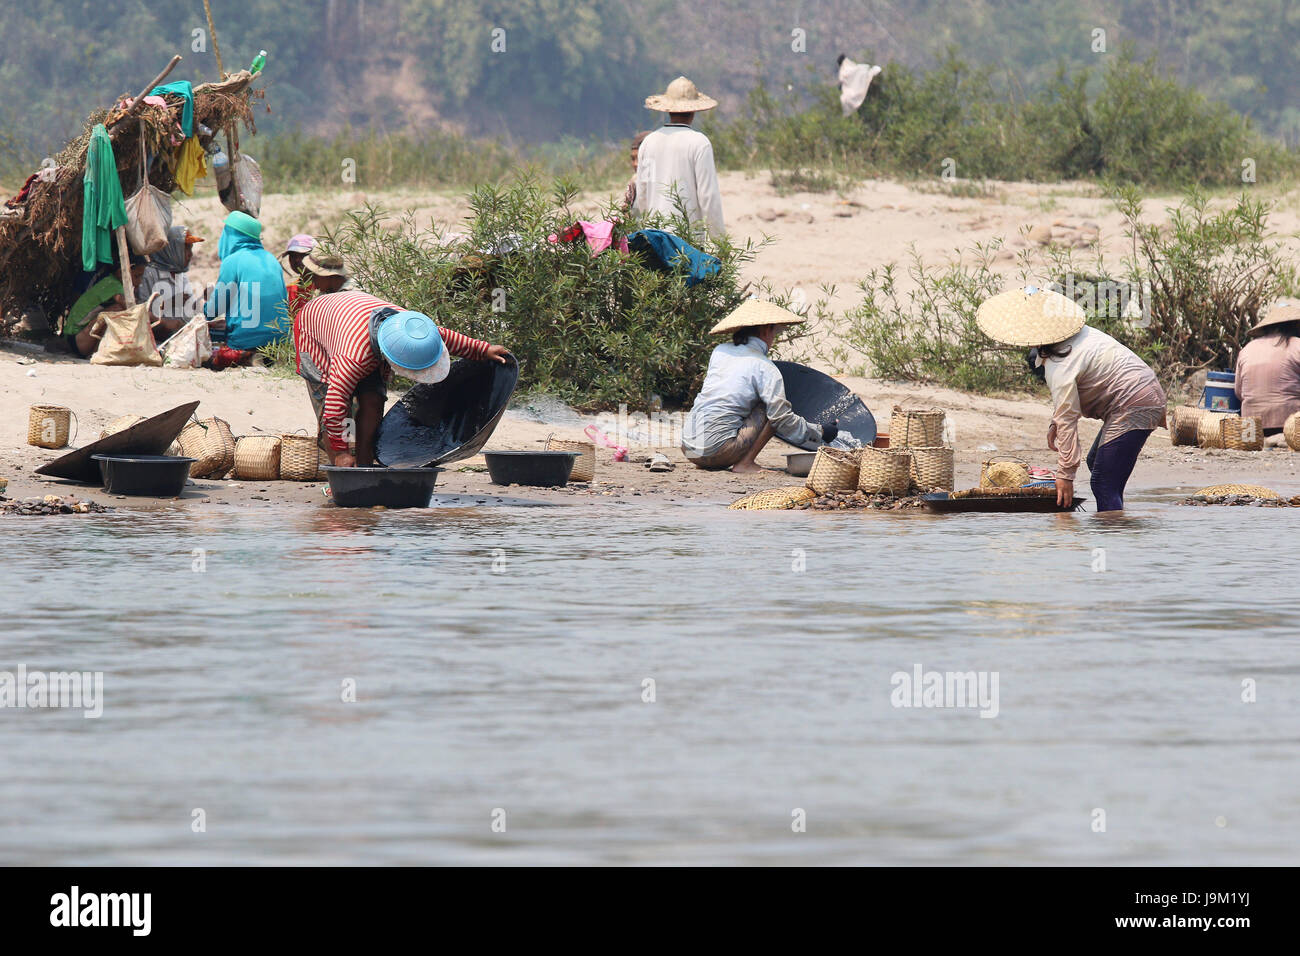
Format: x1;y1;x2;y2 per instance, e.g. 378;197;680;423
841;189;1299;393
323;177;775;410
709;46;1298;188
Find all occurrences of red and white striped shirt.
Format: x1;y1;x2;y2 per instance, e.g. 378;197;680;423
295;290;490;450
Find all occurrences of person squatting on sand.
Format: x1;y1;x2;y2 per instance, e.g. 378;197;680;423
294;290;510;468
203;210;289;370
634;76;725;238
136;225;205;338
1235;300;1300;440
977;286;1166;512
60;255;148;358
681;300;835;474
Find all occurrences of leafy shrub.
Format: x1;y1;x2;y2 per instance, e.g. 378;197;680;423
710;46;1297;188
323;177;775;410
842;189;1298;393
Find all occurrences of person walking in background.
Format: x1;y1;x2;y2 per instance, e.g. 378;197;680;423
622;131;652;212
634;77;725;238
836;54;882;116
203;210;289;369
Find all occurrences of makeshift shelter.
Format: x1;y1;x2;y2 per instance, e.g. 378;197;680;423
0;66;262;323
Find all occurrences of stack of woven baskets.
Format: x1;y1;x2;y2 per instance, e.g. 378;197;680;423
802;406;954;497
1169;405;1265;451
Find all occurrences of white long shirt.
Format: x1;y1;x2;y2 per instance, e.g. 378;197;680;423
682;338;822;457
634;124;725;238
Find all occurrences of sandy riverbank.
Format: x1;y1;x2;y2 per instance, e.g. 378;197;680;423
4;346;1300;512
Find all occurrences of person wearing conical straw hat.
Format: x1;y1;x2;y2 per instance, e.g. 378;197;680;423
977;286;1166;511
1234;300;1300;443
681;300;836;473
634;76;725;238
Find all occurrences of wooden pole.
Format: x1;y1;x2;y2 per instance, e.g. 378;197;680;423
203;0;225;78
107;55;183;130
115;227;136;308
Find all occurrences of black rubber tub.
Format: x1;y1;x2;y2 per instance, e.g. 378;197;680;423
483;451;577;487
92;454;197;497
322;466;441;508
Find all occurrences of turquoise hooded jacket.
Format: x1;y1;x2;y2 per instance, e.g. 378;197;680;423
204;219;289;350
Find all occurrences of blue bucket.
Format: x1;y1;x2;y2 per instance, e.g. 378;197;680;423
1202;370;1240;413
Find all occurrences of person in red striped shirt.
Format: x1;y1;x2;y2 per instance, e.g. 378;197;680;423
295;289;510;467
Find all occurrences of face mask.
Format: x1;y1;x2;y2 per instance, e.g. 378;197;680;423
1026;347;1046;382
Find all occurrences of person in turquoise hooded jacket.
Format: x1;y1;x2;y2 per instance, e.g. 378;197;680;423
204;211;289;356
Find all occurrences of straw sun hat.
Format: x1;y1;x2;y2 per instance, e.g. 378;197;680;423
709;299;806;335
1249;300;1300;335
645;76;718;113
975;285;1086;347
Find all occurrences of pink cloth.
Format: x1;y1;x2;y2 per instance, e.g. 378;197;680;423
1235;333;1300;429
547;220;628;256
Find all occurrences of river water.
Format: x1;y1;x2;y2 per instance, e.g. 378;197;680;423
2;490;1296;864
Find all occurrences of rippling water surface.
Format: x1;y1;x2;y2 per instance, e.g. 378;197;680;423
2;491;1296;864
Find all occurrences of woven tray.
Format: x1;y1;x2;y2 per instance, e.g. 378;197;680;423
729;486;817;510
1194;483;1281;499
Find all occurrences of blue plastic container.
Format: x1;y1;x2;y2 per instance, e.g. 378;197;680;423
1202;370;1241;413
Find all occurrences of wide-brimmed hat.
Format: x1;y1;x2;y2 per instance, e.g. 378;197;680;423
376;311;451;384
303;252;347;278
709;299;806;335
279;233;315;260
976;285;1086;347
1249;300;1300;335
645;76;717;113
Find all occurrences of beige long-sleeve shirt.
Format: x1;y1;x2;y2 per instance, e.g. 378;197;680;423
1234;333;1300;429
634;125;725;238
1043;326;1166;480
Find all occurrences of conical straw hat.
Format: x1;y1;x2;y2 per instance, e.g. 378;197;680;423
1249;300;1300;335
645;76;718;113
976;285;1086;347
709;299;806;335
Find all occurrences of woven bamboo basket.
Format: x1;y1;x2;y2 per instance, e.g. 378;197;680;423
27;404;73;449
1196;411;1230;449
1220;415;1264;451
99;414;147;439
279;433;320;481
1195;483;1280;499
232;435;282;480
545;437;595;482
1285;412;1300;451
890;405;946;448
1168;405;1201;446
980;458;1030;488
908;446;955;492
858;445;913;494
177;418;236;478
729;486;817;510
805;447;860;495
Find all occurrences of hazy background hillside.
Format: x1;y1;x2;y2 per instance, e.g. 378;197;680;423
2;0;1299;161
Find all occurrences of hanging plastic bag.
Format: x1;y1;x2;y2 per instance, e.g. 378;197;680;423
221;153;262;217
158;315;213;369
124;121;172;254
89;302;163;367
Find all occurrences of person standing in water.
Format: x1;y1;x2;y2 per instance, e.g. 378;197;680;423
977;286;1166;512
682;300;834;473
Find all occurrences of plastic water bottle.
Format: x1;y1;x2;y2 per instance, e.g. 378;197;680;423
250;50;267;75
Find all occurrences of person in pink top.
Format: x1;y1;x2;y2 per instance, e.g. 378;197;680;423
978;287;1166;512
1235;302;1300;438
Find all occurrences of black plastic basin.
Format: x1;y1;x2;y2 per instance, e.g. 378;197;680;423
92;454;197;497
322;466;440;508
483;451;577;487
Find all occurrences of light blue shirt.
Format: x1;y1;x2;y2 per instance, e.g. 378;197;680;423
682;339;822;457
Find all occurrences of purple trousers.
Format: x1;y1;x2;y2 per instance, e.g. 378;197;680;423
1085;428;1152;512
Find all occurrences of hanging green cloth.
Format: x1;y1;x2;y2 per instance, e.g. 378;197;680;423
150;80;194;137
81;123;128;273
